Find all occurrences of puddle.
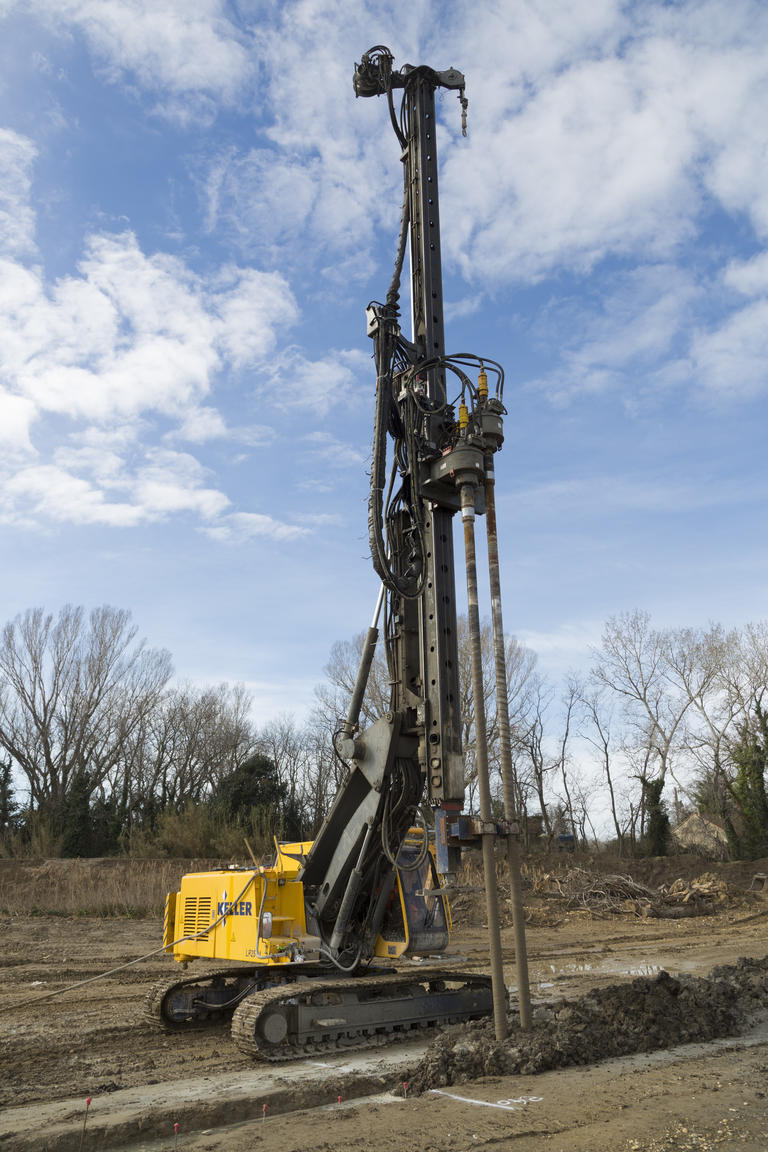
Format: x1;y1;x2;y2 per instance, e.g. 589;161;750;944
601;960;663;978
520;950;730;997
526;957;667;989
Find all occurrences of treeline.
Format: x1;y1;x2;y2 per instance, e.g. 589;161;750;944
0;607;343;858
319;612;768;860
0;605;766;860
576;612;768;860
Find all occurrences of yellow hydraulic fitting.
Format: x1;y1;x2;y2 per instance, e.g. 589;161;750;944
478;366;488;399
459;400;469;429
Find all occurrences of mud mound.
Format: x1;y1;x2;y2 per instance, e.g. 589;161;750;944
408;956;768;1092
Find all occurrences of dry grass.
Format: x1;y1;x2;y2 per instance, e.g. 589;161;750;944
0;857;229;917
3;848;760;920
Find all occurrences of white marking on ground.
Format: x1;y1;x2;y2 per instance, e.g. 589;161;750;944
429;1089;543;1112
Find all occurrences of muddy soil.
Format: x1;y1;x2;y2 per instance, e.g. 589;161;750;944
1;857;767;1150
409;959;768;1090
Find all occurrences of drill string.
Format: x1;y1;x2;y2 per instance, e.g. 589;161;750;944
5;870;264;1012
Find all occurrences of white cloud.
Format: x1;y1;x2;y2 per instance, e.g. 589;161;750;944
237;424;276;448
3;442;231;528
4;464;145;527
206;511;309;543
211;265;298;367
0;388;37;456
196;7;409;266
183;2;768;300
17;0;252;115
4;1;768;541
302;430;366;468
433;4;768;280
0;230;297;430
0;135;365;534
442;52;699;280
294;511;344;527
690;298;768;399
54;439;133;487
0;129;301;531
133;448;230;519
173;405;229;443
8;1;768;283
204;149;322;249
724;251;768;296
692;242;768;400
528;264;698;403
267;348;371;414
200;140;383;272
167;406;279;449
444;0;624;105
167;416;276;448
0;129;37;257
2;236;211;424
525;253;768;404
444;294;484;322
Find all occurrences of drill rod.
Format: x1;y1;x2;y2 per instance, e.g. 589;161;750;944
459;480;507;1042
484;462;532;1030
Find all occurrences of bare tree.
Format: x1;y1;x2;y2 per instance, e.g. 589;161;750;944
592;611;697;840
553;676;580;841
313;633;391;735
567;770;602;849
671;623;768;844
254;713;330;837
314;616;538;817
300;717;345;835
579;685;626;853
0;606;171;817
519;677;557;842
655;626;729;831
119;682;254;826
309;635;392;830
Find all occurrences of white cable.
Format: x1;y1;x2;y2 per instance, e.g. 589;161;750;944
7;870;259;1012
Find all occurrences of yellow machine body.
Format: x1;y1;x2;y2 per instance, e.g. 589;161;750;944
165;841;311;965
164;837;450;966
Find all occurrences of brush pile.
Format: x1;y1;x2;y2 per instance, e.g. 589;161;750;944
531;867;749;918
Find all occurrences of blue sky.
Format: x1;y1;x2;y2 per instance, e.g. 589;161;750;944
1;0;767;726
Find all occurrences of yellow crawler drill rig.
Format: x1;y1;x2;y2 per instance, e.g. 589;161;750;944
147;46;511;1060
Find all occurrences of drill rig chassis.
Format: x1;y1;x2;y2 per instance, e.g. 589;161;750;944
146;963;493;1060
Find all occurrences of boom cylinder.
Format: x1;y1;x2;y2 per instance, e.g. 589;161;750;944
343;585;386;739
329;821;376;953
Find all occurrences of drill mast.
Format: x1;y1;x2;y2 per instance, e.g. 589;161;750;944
300;47;506;965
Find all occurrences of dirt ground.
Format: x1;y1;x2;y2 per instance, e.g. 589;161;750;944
1;856;767;1150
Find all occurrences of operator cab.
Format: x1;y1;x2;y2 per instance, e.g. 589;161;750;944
377;841;450;958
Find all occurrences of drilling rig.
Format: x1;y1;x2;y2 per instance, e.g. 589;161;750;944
146;46;519;1059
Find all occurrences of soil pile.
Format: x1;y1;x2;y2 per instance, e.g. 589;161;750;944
408;956;768;1092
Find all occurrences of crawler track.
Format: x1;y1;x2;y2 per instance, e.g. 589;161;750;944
143;966;266;1030
230;968;494;1060
142;962;394;1032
